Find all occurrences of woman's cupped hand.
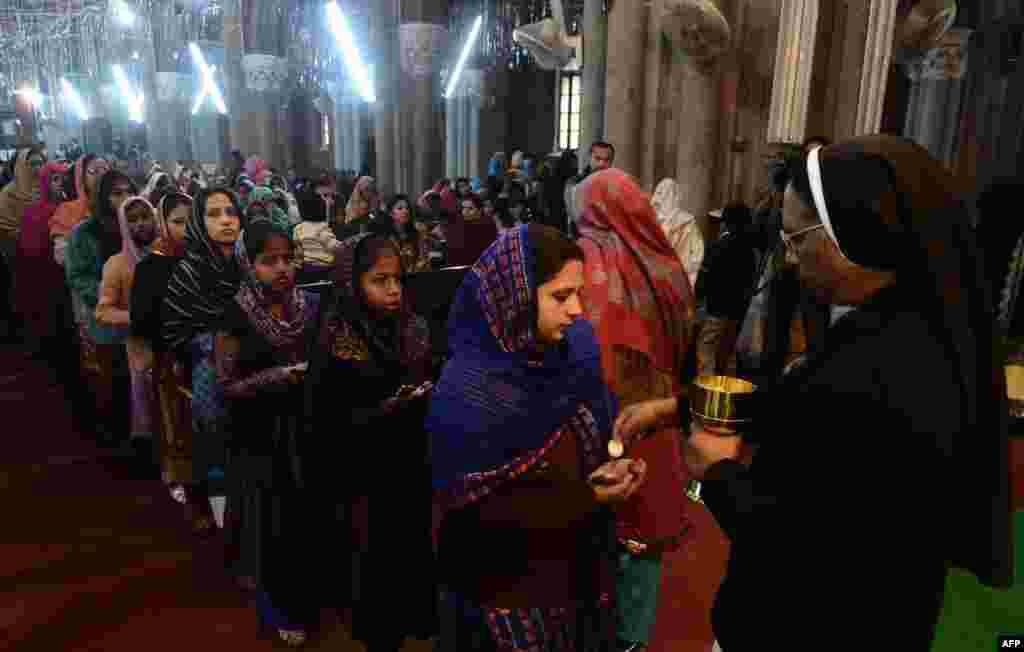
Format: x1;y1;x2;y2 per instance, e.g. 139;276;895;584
588;458;647;505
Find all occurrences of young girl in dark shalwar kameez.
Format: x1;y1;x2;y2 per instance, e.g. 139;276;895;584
213;222;323;647
304;233;437;652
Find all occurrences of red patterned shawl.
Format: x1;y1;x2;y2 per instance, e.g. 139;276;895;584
576;168;696;387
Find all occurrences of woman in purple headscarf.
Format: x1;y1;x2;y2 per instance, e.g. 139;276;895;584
428;224;648;652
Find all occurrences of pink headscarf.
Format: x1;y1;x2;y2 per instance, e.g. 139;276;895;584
20;161;69;258
50;154;108;238
244;156;271;186
117;195;156;272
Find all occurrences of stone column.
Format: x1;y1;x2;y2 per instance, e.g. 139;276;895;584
150;71;194;169
445;90;462;180
370;0;399;194
675;56;721;220
766;0;819;144
902;28;971;167
399;0;448;195
604;0;650;177
237;1;288;167
852;0;899;136
806;0;899;141
238;52;288;167
579;0;608;173
190;42;230;166
285;91;317;174
329;79;365;173
640;0;667;190
222;0;244;160
446;68;482;179
144;5;192;170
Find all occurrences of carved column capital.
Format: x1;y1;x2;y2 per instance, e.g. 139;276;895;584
241;54;288;96
398;23;449;80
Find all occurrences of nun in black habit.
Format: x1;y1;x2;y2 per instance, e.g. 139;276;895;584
613;134;1013;651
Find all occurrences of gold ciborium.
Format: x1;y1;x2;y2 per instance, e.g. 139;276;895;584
1005;364;1024;419
690;375;759;435
685;375;759;502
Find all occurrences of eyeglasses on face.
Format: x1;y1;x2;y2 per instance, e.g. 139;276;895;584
779;223;824;253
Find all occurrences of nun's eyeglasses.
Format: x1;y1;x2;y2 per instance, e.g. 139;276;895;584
780;223;824;253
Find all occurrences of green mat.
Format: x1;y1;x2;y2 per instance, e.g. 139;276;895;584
931;510;1024;651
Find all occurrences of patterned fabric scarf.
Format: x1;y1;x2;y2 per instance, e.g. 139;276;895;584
162;189;245;352
576;169;696;389
427;225;616;506
234;229;308;350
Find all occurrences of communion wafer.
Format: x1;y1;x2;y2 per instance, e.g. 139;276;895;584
607;439;624;459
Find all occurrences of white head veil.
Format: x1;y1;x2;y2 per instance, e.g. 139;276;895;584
652;178;696;229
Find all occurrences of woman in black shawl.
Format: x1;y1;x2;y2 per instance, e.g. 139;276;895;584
160;189;246;505
614;135;1012;650
214;222;323;647
161;189;246;354
304;234;437;652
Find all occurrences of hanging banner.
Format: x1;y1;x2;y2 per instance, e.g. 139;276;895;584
399;23;448;79
242;54;288;93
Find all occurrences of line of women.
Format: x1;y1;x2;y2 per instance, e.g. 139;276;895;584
133;169;669;649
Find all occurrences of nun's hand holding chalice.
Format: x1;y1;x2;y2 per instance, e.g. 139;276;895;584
612;376;756;496
612;398;743;481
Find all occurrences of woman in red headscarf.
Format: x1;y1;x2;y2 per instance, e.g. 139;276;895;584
575;168;701;652
16;159;68;355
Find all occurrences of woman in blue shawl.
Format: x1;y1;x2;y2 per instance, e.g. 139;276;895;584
429;224;647;652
